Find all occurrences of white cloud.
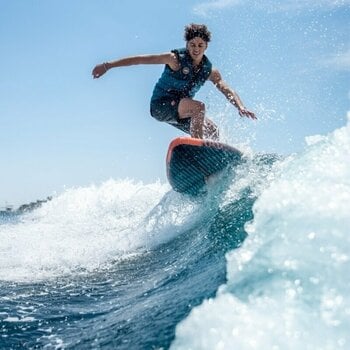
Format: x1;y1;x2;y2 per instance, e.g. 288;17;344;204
323;49;350;71
270;0;350;11
193;0;241;17
192;0;350;16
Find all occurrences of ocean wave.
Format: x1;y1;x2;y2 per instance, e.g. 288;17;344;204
0;148;277;284
0;179;202;282
171;115;350;349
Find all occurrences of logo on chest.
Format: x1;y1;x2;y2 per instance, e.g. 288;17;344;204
182;67;190;75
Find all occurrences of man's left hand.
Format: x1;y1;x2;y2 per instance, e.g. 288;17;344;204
238;107;257;120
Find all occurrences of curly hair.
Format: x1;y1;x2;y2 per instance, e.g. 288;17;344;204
184;23;211;42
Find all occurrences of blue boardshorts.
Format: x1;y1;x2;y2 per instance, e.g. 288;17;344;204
150;98;191;134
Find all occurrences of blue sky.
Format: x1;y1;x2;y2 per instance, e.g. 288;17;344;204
0;0;349;207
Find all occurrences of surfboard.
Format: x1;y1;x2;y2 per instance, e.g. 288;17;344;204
166;137;243;195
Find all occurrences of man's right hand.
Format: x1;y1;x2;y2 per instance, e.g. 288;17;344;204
92;63;109;79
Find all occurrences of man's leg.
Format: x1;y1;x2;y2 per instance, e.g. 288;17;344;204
204;118;220;141
178;98;219;140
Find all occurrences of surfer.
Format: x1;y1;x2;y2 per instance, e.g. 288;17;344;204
92;23;256;140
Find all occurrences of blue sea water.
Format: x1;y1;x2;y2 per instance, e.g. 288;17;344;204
1;117;349;349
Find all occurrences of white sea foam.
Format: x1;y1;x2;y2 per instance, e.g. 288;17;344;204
171;114;350;349
0;179;199;282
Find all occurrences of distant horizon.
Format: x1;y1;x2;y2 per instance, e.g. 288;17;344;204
1;195;53;211
1;1;349;206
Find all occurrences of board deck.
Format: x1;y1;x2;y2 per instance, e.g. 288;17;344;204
166;137;243;195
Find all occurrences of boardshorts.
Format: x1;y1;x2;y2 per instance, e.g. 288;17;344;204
150;97;191;134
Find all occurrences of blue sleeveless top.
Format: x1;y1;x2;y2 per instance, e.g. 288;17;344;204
151;48;212;101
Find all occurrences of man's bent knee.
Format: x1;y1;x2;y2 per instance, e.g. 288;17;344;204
178;98;205;119
192;100;205;115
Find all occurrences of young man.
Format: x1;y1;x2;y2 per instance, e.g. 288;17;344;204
92;24;256;140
